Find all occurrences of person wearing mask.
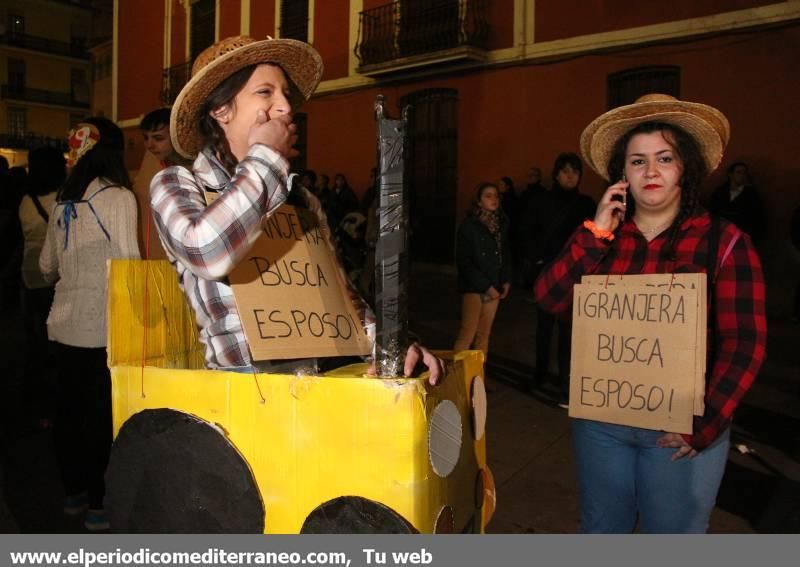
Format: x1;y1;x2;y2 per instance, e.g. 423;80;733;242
535;94;766;533
40;117;141;531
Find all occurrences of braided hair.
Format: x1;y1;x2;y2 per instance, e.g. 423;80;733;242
198;64;258;175
606;121;708;260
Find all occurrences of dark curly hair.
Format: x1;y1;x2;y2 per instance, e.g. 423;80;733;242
607;121;708;260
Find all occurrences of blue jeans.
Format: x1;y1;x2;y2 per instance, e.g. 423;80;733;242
571;418;730;533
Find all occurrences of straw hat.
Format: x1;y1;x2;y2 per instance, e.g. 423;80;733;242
171;35;324;158
580;94;730;181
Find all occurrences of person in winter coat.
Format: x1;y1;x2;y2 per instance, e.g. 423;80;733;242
454;182;512;370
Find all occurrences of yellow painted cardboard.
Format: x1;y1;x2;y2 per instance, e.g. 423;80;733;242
107;259;490;533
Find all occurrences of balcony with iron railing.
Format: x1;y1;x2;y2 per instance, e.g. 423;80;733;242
1;85;90;109
0;32;89;60
161;61;193;106
0;132;68;152
354;0;489;75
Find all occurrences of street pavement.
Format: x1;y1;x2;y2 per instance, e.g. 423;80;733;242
1;263;798;533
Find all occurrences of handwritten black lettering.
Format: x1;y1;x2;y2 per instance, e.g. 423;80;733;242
581;291;686;324
596;334;664;367
263;211;304;241
268;309;292;338
580;375;671;413
253;309;275;339
249;256;329;287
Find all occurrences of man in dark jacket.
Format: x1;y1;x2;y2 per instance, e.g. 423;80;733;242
708;161;765;242
529;153;596;405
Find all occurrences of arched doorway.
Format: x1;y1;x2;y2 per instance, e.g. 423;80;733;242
400;88;458;264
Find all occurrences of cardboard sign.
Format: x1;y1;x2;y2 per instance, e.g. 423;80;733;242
229;204;372;360
582;274;707;416
570;276;705;434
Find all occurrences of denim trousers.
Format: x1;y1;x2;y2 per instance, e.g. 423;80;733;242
571;418;730;533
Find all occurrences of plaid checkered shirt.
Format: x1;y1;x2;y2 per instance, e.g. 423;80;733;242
150;144;373;369
534;212;767;450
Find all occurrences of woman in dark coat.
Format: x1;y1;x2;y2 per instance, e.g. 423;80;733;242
454;182;512;364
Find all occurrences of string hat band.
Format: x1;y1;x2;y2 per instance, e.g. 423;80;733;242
171;35;324;159
67;123;101;167
579;94;731;181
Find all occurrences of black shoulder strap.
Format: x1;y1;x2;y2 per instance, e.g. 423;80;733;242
706;214;721;285
706;214;722;377
31;196;49;223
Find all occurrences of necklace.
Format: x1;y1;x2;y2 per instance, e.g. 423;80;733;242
635;218;674;236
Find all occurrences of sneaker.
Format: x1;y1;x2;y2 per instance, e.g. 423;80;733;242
63;492;88;515
84;508;110;531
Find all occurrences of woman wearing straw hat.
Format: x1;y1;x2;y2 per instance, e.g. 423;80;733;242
150;36;442;381
534;94;767;533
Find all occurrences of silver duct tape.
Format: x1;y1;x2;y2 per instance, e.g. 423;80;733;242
374;96;410;377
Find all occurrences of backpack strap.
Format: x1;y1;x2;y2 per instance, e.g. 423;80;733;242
56;184;120;249
30;195;49;223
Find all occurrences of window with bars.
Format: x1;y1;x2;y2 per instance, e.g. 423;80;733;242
607;66;680;109
280;0;309;42
8;14;25;35
8;107;27;136
190;0;216;60
8;59;25;94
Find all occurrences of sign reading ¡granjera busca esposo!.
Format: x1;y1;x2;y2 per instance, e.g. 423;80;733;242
570;274;706;434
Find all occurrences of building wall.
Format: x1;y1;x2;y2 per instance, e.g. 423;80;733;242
0;0;94;161
117;0;165;122
111;0;800;279
1;0;91;43
535;0;778;42
219;0;241;39
170;0;187;66
314;0;350;80
249;0;276;39
300;22;800;274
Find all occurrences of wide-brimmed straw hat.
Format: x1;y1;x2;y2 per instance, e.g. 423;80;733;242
171;35;324;158
580;94;730;181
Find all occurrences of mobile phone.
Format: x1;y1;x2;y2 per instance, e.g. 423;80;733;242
611;177;627;204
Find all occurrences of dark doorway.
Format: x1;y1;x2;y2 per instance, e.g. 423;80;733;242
190;0;216;61
401;89;458;264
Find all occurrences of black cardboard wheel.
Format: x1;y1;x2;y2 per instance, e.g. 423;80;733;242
300;496;415;534
106;409;263;533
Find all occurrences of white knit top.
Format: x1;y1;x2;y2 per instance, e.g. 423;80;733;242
39;178;140;348
19;192;57;289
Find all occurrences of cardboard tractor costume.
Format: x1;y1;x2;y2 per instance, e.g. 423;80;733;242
104;101;493;534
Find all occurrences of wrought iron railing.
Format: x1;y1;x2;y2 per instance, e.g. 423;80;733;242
0;32;88;59
0;133;68;152
1;85;89;109
161;62;193;105
354;0;489;67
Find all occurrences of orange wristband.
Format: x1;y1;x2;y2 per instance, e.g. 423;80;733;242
583;220;615;242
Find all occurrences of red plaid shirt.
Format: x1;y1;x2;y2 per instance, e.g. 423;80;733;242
534;211;767;451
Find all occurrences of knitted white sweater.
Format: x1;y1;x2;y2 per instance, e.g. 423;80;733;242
39;178;140;348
